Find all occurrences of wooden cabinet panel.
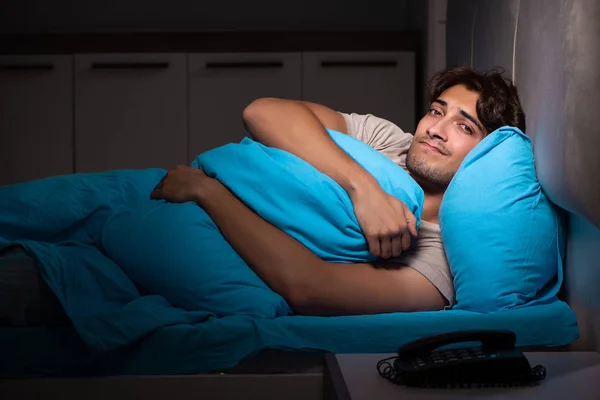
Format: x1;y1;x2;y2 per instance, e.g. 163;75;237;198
302;51;416;132
0;55;73;186
74;53;187;173
188;53;302;160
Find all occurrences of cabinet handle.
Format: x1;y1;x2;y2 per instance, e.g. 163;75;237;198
205;61;284;69
91;62;170;70
320;60;397;68
0;64;54;71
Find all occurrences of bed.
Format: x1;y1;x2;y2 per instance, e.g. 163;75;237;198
0;244;578;373
0;244;580;399
2;1;600;399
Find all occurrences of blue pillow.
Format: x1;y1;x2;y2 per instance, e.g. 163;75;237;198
101;129;424;318
439;126;563;313
193;129;425;263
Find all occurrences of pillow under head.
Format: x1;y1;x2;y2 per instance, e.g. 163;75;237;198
439;126;563;313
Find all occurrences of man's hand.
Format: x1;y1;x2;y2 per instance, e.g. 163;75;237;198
350;184;418;259
150;165;222;204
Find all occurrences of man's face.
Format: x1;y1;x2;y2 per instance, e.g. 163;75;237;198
406;84;487;189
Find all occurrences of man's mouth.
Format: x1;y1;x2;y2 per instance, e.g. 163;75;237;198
421;141;445;154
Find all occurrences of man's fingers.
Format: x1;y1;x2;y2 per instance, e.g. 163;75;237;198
401;231;411;251
403;206;419;237
150;174;168;199
367;236;381;258
150;186;160;199
390;235;403;258
379;237;393;259
150;184;164;199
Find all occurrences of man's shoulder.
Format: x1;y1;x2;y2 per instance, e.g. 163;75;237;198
338;112;414;166
339;112;408;138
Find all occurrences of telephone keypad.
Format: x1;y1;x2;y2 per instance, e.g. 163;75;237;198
411;347;497;369
414;358;427;368
425;348;490;367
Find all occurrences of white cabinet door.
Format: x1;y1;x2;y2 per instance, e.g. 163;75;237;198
302;51;417;133
0;55;73;186
74;53;187;173
188;53;302;160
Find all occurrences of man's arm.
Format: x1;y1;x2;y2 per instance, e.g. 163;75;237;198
243;98;371;196
242;98;417;259
186;170;447;316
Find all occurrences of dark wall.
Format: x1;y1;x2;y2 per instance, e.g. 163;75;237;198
404;0;430;115
1;0;421;34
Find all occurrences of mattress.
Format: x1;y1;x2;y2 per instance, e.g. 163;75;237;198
0;241;580;379
0;246;68;327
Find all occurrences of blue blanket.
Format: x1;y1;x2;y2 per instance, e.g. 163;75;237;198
0;130;423;353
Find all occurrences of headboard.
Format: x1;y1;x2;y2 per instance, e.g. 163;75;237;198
446;0;600;352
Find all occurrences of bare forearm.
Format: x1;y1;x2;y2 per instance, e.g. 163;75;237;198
194;181;446;316
243;98;378;193
152;166;443;315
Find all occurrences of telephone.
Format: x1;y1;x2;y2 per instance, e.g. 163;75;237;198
377;330;546;388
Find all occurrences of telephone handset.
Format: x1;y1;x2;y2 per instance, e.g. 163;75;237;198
377;330;546;388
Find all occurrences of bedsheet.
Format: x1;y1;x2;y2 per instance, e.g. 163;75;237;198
0;299;579;377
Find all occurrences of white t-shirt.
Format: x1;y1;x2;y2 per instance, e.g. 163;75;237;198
340;112;455;306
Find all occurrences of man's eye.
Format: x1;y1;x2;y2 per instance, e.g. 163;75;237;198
461;124;473;134
429;108;441;116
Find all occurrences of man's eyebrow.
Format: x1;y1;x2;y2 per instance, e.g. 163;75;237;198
433;98;484;132
459;110;484;132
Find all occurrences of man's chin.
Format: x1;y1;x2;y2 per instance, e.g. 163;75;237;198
406;162;454;189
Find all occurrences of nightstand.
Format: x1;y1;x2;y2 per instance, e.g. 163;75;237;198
325;352;600;399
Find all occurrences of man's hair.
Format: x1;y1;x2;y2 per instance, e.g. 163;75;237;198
427;66;526;134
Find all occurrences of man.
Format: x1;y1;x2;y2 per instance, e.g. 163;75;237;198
151;66;527;316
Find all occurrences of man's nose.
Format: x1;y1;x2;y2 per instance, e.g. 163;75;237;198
426;120;448;141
